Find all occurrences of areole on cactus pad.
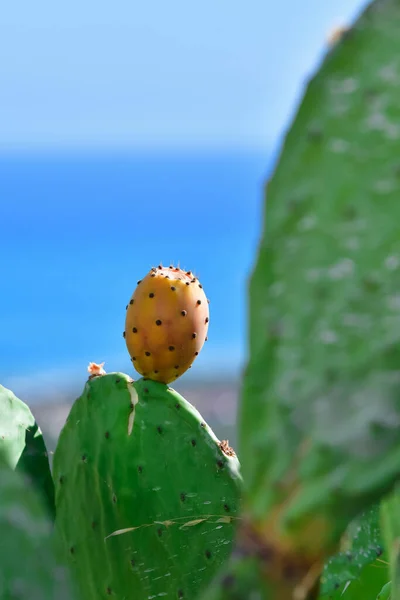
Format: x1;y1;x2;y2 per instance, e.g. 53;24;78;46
124;264;210;383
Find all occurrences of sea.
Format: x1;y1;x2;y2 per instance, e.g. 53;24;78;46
0;148;272;401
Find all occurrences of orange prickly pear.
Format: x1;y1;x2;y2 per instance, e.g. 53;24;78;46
124;264;210;383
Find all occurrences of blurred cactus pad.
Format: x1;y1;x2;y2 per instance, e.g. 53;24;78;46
200;0;400;598
0;384;55;519
53;372;242;600
0;454;73;600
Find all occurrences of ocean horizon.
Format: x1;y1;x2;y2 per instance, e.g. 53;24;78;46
0;147;272;401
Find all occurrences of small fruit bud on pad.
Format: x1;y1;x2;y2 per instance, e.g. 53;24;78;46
125;265;209;383
88;362;106;378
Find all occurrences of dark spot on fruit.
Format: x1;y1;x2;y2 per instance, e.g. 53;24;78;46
154;370;159;374
105;431;110;439
192;332;197;339
151;267;157;272
137;280;142;284
181;310;187;316
186;282;190;286
157;528;163;537
178;590;184;598
200;422;206;428
180;492;186;502
217;460;224;469
122;331;126;338
138;466;143;473
132;327;138;333
207;299;210;304
174;365;179;369
81;454;87;462
205;550;212;559
112;494;117;503
59;475;64;484
197;300;201;305
156;319;162;325
158;265;162;269
376;546;383;557
115;378;120;383
130;559;136;567
151;273;156;277
157;426;163;434
91;521;97;529
169;346;175;351
130;299;134;304
175;403;180;409
126;305;128;310
199;284;203;289
131;356;136;361
170;265;174;268
205;336;208;341
224;504;230;512
165;275;170;279
205;317;209;323
144;388;149;393
106;587;112;595
149;293;154;298
195;351;199;356
145;351;151;357
171;286;176;291
191;439;196;446
70;547;75;555
186;271;191;275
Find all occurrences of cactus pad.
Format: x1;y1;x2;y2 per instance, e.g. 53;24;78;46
0;384;55;518
124;265;210;383
0;454;73;600
53;371;241;600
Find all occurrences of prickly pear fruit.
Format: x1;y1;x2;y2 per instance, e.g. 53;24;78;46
0;384;55;519
0;452;73;600
53;369;241;600
124;265;209;383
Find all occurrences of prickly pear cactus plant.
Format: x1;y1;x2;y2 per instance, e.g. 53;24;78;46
0;384;55;518
53;369;241;600
200;0;400;598
0;453;73;600
124;265;209;383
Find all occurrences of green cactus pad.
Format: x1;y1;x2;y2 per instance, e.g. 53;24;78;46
319;505;388;599
0;454;73;600
53;372;242;600
0;384;55;519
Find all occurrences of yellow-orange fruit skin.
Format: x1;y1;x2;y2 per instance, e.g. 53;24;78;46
124;266;209;383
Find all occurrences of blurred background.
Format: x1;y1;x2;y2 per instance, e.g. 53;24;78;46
0;0;366;452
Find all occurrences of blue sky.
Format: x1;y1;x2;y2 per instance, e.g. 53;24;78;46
1;0;370;401
1;0;367;150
